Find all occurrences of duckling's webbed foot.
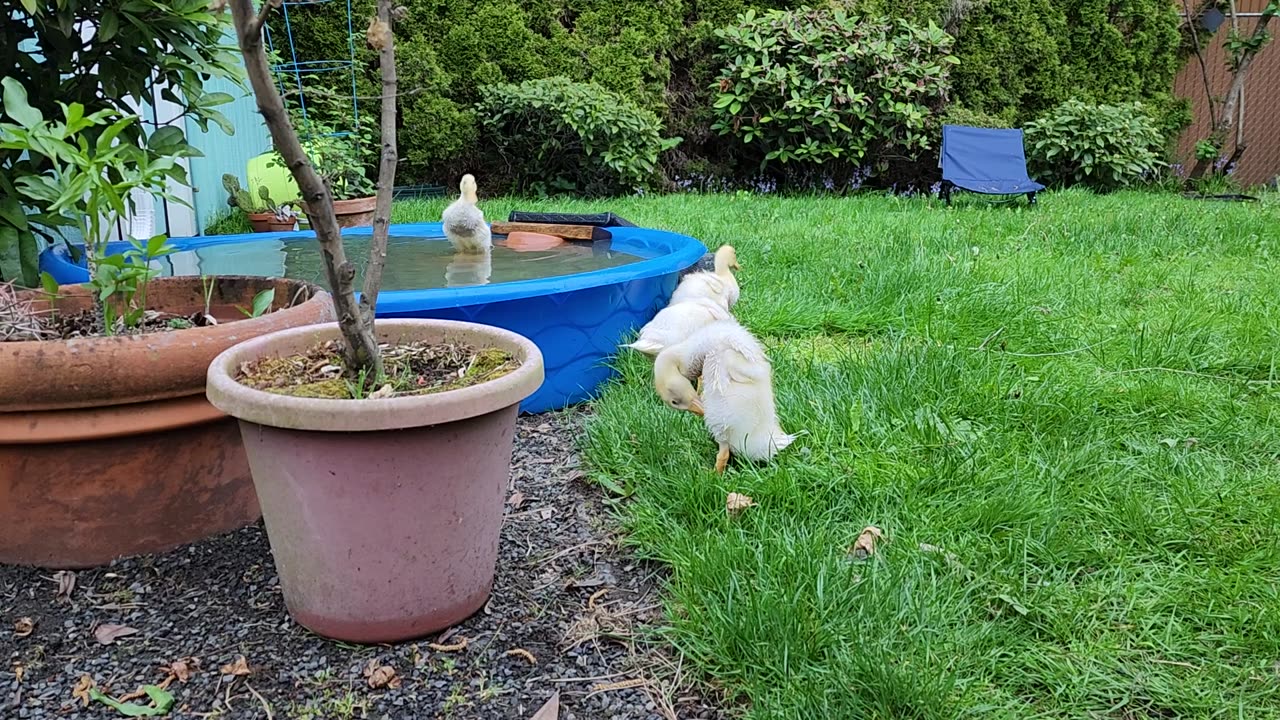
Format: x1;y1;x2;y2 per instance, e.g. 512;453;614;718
714;442;731;474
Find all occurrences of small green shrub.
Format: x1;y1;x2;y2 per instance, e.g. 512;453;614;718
475;77;678;195
710;7;957;169
940;105;1012;129
1024;100;1165;190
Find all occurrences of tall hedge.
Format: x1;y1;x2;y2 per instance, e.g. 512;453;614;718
270;0;1186;190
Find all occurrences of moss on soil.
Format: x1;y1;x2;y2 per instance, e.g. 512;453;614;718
237;339;519;400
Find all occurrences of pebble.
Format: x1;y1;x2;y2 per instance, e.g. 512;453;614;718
0;411;721;719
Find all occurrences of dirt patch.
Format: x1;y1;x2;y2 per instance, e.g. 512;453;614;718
237;339;519;400
0;410;724;719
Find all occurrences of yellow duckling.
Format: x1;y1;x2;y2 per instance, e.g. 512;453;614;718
668;245;741;310
654;320;796;473
622;296;733;356
441;174;492;254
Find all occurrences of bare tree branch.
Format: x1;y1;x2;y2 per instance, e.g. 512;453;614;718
359;1;398;324
249;0;281;38
1181;0;1218;129
228;0;381;378
1188;5;1274;180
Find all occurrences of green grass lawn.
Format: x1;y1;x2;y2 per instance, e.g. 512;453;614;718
570;190;1280;718
221;189;1280;717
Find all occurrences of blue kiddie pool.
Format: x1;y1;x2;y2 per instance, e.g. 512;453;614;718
40;223;707;413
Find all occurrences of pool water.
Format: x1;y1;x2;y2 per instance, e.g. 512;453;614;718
152;235;647;290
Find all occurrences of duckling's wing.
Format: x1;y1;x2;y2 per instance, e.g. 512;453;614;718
704;347;768;393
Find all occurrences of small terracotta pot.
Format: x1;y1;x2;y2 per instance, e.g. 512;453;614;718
246;212;274;233
302;196;376;229
267;218;297;232
206;320;544;643
0;277;335;568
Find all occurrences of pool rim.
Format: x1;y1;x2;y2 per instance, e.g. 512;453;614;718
39;222;708;314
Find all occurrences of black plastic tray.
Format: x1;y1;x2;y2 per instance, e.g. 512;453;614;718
506;211;637;227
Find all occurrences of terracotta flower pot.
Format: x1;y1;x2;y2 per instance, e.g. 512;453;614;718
246;211;274;233
267;218;297;232
205;319;544;643
302;196;376;229
0;277;334;568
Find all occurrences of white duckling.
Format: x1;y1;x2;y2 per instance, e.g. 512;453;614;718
623;296;733;356
654;319;796;473
441;174;491;254
669;245;741;310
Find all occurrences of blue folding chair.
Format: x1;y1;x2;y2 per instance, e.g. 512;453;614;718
939;125;1044;206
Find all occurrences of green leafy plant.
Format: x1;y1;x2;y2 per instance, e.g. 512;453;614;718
475;77;677;195
1024;100;1166;190
0;85;188;331
89;235;177;333
1;0;239;286
270;117;377;202
239;288;277;318
711;7;957;170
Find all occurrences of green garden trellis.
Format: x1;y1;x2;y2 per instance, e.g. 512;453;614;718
264;0;359;138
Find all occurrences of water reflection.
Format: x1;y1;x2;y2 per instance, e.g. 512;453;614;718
445;248;492;287
149;235;643;291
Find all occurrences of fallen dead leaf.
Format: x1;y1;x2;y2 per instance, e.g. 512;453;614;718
849;526;884;560
165;657;197;683
507;491;526;509
72;675;95;707
370;383;394;399
538;506;555;520
363;659;401;689
530;691;560;720
53;570;76;600
219;656;251;677
725;492;756;515
13;663;24;683
93;623;138;645
13;616;35;637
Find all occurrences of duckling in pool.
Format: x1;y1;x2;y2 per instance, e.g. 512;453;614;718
653;319;796;473
442;174;491;254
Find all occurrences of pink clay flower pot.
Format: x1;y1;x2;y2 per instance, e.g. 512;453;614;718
205;319;544;643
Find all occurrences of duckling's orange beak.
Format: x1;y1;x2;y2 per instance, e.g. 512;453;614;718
731;261;742;271
688;398;705;416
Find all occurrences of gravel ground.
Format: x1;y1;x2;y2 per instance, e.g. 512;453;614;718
1;410;722;719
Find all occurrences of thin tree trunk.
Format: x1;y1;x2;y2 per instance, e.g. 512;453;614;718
1188;10;1273;179
228;0;381;378
359;0;398;325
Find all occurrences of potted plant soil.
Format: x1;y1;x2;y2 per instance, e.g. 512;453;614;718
0;96;334;568
208;0;543;643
